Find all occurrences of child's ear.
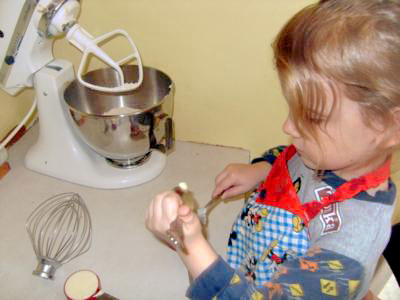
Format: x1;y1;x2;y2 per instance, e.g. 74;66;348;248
385;108;400;148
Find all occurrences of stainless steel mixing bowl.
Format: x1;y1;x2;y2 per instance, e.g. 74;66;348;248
63;65;174;168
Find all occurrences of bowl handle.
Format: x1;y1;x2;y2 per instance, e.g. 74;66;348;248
146;112;174;153
164;117;174;151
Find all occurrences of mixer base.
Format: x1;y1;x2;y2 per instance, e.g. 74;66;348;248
25;134;167;189
105;151;152;169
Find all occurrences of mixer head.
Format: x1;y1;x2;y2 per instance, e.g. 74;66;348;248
0;0;143;95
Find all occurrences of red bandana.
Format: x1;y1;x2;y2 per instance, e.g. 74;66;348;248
256;145;391;225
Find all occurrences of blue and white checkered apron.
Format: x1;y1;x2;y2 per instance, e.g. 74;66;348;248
227;191;310;287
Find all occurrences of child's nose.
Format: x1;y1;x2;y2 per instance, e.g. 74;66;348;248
282;115;301;138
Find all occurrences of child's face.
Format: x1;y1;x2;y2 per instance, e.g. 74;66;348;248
282;94;387;177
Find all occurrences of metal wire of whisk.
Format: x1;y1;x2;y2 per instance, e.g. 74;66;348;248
26;192;92;280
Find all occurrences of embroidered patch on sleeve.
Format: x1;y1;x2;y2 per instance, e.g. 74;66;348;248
314;186;342;235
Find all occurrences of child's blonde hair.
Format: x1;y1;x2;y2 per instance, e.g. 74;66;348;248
273;0;400;149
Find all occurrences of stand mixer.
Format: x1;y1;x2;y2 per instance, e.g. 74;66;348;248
0;0;174;189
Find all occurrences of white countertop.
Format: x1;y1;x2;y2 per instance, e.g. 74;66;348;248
0;125;249;300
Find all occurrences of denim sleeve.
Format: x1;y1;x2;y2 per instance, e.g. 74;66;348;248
251;145;287;165
186;248;364;300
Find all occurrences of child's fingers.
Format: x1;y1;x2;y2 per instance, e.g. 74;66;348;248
214;174;237;199
178;205;199;231
146;191;176;230
161;191;180;221
213;172;231;197
153;192;168;223
145;193;162;228
214;168;229;186
178;205;192;222
220;185;242;199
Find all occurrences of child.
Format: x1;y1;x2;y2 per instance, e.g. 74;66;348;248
146;1;400;299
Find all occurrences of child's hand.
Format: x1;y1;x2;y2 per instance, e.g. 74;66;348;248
146;191;219;279
145;191;203;250
212;162;271;199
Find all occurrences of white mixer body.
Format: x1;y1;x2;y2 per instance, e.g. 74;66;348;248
0;0;55;95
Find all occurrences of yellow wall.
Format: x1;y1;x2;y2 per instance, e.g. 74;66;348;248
0;0;315;156
0;89;34;142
